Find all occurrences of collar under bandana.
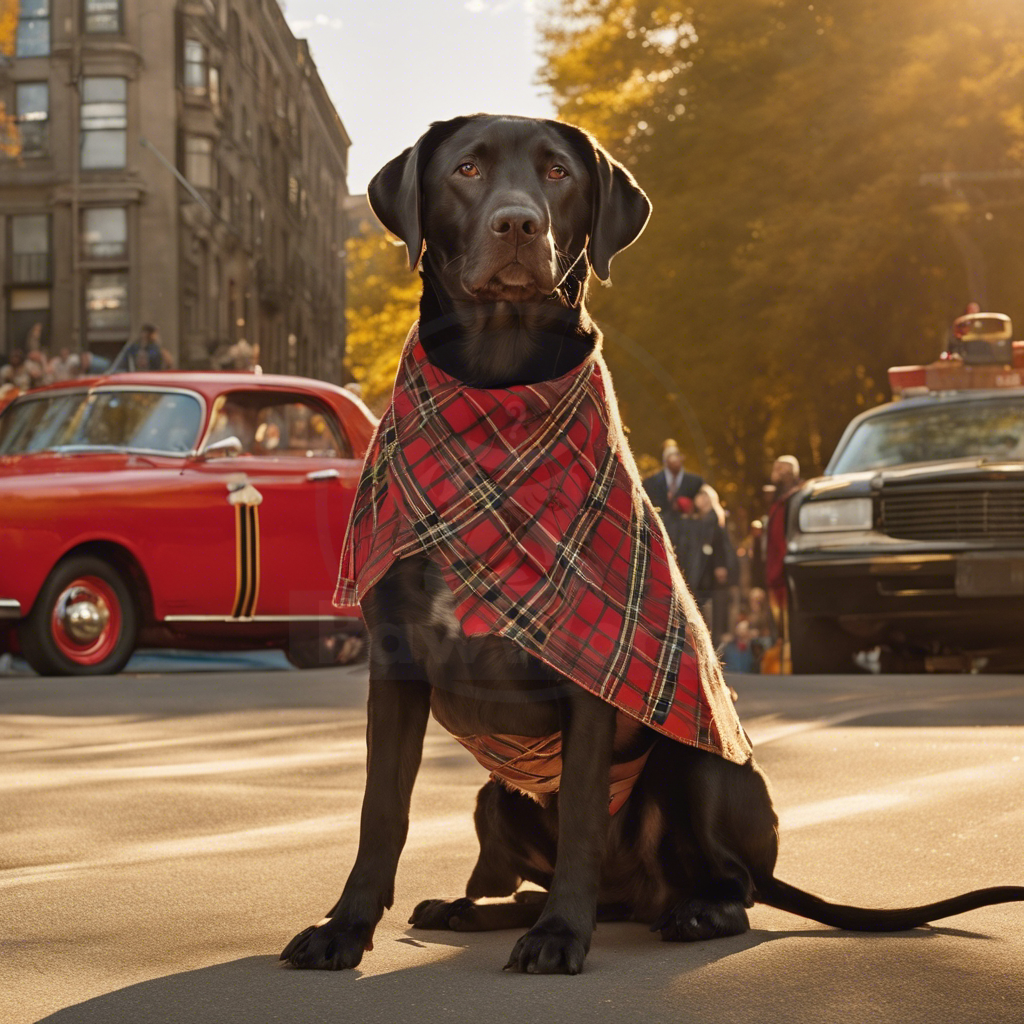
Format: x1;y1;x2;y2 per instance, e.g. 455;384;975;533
335;323;751;767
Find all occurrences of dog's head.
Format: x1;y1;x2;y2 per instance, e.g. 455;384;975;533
368;114;651;301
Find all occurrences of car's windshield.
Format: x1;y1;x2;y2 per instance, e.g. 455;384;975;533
0;389;203;456
831;397;1024;473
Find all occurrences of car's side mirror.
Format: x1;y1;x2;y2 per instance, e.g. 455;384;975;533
199;436;244;459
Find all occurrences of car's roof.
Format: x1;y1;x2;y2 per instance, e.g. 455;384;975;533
854;386;1024;420
824;386;1024;476
15;371;358;403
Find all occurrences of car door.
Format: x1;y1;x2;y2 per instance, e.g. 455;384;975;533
189;388;363;622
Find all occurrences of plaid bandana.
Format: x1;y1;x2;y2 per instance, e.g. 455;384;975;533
335;323;751;768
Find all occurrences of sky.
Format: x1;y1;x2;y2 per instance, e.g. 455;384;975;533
281;0;556;194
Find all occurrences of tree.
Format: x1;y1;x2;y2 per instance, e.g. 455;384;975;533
0;0;22;157
540;0;1024;509
344;218;420;413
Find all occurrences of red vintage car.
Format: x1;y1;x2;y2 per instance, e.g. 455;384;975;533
0;371;377;676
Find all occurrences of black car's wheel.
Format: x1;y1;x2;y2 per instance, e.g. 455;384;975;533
19;555;138;677
286;632;364;669
789;610;860;675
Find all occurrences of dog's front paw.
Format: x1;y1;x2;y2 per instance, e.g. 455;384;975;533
504;918;587;975
280;917;374;970
409;897;480;931
652;897;749;942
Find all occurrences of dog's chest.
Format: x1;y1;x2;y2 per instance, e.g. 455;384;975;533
420;573;562;738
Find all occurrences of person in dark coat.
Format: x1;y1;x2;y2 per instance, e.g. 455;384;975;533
747;519;767;592
685;490;729;632
642;439;705;574
765;455;804;671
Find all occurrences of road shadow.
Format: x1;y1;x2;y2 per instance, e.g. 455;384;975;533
0;663;370;717
32;922;1006;1024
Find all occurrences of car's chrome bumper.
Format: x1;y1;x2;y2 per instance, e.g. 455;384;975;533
0;599;22;619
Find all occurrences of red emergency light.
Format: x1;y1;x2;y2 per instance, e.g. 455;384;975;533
889;313;1024;397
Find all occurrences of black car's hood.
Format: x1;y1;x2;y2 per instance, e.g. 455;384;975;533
805;458;1024;500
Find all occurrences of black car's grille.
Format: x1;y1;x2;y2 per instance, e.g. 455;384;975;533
881;485;1024;541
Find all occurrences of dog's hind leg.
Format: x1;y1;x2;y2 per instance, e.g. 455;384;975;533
651;897;750;942
410;892;631;932
408;780;555;932
644;742;778;943
464;781;532;899
410;892;546;932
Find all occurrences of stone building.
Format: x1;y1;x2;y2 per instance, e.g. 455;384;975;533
0;0;351;378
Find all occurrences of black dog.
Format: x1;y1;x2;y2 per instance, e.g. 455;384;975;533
282;115;1024;974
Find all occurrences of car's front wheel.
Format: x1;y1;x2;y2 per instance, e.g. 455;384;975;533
789;609;861;675
19;555;138;677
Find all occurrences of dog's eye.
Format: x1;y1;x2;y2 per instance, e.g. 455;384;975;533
457;163;480;178
548;166;568;180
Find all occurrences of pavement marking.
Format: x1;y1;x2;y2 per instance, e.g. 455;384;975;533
0;734;468;791
744;686;1024;747
3;759;1019;892
0;720;351;759
779;761;1019;831
0;812;473;891
747;700;971;746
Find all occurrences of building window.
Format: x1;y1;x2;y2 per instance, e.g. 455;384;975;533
184;40;207;94
15;83;48;158
185;136;215;188
223;86;234;137
9;288;50;351
209;66;220;112
81;77;127;170
221;171;235;225
82;207;127;259
16;0;49;58
83;0;121;34
85;271;129;336
10;214;50;284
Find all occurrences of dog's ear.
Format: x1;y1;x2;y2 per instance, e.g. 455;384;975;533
550;122;652;283
368;117;475;271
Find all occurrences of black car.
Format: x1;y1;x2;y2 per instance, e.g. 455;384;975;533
786;387;1024;672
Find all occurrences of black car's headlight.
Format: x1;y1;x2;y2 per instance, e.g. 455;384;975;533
798;497;873;533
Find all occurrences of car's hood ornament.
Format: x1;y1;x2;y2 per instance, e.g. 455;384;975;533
226;474;263;506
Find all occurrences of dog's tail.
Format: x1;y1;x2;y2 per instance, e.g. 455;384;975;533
756;877;1024;932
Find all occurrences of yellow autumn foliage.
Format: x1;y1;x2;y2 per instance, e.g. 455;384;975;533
0;0;22;157
0;0;16;56
540;0;1024;508
344;219;420;414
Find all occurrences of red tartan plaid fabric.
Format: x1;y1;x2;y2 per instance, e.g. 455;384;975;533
454;726;653;816
335;323;751;766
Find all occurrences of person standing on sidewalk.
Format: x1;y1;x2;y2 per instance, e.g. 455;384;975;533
642;439;704;573
765;455;803;671
113;324;174;372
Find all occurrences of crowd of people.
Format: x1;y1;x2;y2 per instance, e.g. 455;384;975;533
0;323;178;404
0;325;273;409
641;439;804;675
0;346;110;395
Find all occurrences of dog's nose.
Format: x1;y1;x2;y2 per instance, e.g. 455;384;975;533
490;206;545;244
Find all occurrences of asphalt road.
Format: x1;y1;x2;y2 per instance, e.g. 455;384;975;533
2;666;1023;1024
